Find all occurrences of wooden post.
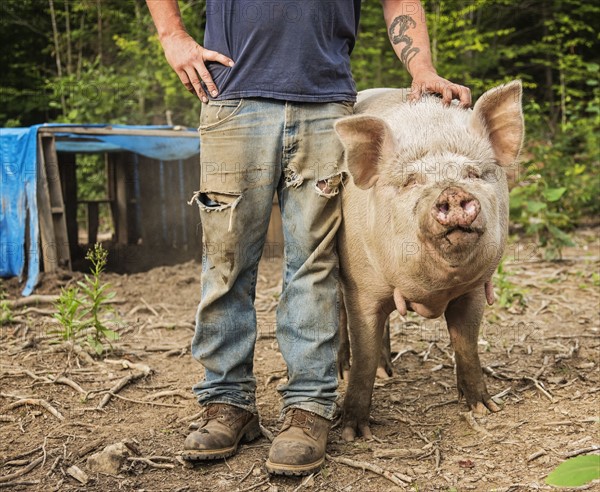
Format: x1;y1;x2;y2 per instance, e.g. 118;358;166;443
37;134;71;270
87;202;99;245
58;152;78;259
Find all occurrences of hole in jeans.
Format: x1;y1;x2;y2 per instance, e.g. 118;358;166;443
315;173;344;198
199;192;239;208
190;191;243;232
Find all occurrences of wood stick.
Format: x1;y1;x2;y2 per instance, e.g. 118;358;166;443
0;481;40;489
127;457;175;469
143;390;193;401
564;445;600;458
0;446;42;467
1;399;64;420
0;456;43;483
6;295;59;308
96;370;149;410
326;454;412;486
424;399;458;413
108;393;185;408
140;297;160;318
238;478;270;492
523;377;554;402
16;369;87;395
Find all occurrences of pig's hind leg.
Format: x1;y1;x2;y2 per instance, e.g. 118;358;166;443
376;319;393;379
445;289;501;416
341;298;389;441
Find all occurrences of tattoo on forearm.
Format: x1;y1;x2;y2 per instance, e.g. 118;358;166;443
388;15;420;70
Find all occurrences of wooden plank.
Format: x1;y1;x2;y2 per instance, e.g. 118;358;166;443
137;156;161;248
41;136;72;269
38;127;198;138
57;152;78;261
87;202;99;245
113;153;129;245
36;136;58;272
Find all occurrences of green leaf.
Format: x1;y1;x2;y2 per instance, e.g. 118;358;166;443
543;187;567;202
526;201;547;213
546;455;600;487
102;329;120;341
547;224;575;246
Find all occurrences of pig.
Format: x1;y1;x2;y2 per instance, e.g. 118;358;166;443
334;81;524;441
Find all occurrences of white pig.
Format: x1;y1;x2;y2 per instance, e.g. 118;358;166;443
335;81;524;441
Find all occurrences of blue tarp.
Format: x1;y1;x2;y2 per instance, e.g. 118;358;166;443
0;124;199;295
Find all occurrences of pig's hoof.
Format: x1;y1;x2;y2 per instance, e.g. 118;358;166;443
341;423;373;442
341;426;356;442
375;367;391;379
471;399;501;416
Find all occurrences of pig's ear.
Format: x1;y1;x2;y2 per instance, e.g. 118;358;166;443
335;115;394;189
470;80;524;167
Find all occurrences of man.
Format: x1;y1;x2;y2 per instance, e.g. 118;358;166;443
147;0;470;476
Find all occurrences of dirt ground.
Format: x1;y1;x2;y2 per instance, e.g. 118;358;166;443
1;228;599;492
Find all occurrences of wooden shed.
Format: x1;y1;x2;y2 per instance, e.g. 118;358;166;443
0;124;283;294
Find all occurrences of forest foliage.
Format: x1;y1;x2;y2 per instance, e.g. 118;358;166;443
1;0;598;255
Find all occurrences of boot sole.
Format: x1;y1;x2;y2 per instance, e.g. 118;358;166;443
265;456;325;476
181;417;261;461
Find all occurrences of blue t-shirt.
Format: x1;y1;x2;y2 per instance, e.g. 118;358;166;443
204;0;360;102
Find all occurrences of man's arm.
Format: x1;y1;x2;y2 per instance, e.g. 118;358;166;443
146;0;233;102
381;0;471;107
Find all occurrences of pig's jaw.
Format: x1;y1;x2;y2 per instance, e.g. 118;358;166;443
438;225;484;253
419;219;486;267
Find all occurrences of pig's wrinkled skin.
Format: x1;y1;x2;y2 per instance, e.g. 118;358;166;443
335;81;524;442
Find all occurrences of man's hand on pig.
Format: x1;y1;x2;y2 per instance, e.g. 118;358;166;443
409;69;472;107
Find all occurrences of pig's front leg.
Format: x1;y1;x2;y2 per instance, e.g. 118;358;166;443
342;297;388;441
445;289;501;416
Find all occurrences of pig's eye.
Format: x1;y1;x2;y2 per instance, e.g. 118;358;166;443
402;173;423;188
466;169;481;180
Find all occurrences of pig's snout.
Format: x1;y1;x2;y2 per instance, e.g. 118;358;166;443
433;187;481;228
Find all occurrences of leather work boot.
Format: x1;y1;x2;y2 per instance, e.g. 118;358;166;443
266;408;331;475
182;403;261;461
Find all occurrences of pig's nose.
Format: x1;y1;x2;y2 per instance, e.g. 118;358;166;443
433;187;481;227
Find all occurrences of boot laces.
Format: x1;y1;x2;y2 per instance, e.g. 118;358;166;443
287;408;314;430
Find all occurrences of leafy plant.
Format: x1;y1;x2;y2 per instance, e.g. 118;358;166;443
51;286;84;340
545;454;600;487
51;243;119;355
509;173;574;260
0;285;13;326
495;259;527;312
78;243;119;354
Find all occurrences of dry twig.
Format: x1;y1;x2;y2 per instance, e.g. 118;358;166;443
127;457;175;469
424;399;458;413
96;361;152;410
0;456;43;484
460;411;490;436
238;478;270;492
1;398;64;420
564;445;600;458
5;295;59;308
326;454;412;487
144;390;193;401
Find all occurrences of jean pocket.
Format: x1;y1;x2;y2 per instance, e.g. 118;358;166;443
199;99;244;132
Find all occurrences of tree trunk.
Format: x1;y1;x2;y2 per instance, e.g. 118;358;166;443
97;0;103;64
65;0;72;76
542;1;557;134
48;0;67;116
77;12;85;79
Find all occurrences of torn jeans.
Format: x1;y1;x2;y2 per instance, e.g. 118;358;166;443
191;98;353;420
